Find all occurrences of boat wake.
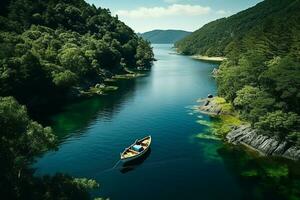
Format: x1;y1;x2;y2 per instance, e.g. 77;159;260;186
96;156;191;175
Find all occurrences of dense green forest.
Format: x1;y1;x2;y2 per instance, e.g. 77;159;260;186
0;0;154;113
0;0;153;199
140;29;191;44
176;0;300;144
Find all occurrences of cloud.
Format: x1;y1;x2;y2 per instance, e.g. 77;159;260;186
216;10;231;15
163;0;181;3
116;4;211;19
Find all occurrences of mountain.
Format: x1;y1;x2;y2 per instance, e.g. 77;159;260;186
140;29;191;44
176;0;300;145
175;0;300;57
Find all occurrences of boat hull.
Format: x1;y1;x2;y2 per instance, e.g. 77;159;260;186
120;136;151;163
121;145;150;163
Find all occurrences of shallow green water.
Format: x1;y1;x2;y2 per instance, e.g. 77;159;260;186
35;44;300;200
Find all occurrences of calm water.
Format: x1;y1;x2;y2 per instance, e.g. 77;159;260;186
35;44;300;200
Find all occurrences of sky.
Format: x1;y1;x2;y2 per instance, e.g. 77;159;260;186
85;0;263;33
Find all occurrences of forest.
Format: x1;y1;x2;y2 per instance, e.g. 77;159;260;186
176;0;300;144
0;0;153;199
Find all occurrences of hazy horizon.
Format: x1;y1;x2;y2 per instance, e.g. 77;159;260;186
85;0;263;33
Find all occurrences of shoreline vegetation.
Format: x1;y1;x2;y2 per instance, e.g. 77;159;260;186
0;0;154;199
197;96;300;161
80;70;147;97
191;55;226;62
176;0;300;162
196;97;245;137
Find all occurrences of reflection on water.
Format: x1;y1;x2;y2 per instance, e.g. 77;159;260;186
35;44;300;200
47;79;140;139
218;145;300;200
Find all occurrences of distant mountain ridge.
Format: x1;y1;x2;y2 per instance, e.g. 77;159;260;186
140;29;191;44
175;0;300;57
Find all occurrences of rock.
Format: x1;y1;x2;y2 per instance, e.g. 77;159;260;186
212;68;219;77
95;83;101;88
283;147;300;160
250;134;268;148
226;125;300;161
226;125;250;144
204;100;210;106
198;96;233;115
257;138;279;155
207;94;213;98
273;141;288;156
95;84;105;89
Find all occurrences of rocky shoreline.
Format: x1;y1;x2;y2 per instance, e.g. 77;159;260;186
198;96;300;161
227;125;300;161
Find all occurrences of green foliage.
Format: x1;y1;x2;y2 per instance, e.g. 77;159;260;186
0;96;56;170
212;115;244;136
212;97;233;113
0;96;103;199
73;178;99;189
260;55;300;113
254;111;300;140
135;38;154;69
175;0;300;57
234;86;275;123
24;174;101;200
52;70;78;88
0;96;53;197
241;169;259;177
177;0;300;143
263;164;289;179
0;0;149;199
0;0;154;111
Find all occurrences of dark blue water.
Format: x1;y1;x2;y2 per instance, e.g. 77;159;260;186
35;44;299;200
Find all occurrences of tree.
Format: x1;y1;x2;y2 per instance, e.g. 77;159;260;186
58;45;90;76
135;38;154;69
52;70;78;88
255;111;300;140
0;96;56;197
0;97;104;199
234;86;275;123
0;0;153;199
260;55;300;113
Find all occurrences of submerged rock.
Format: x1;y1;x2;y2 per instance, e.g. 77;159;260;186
226;125;300;161
212;68;219;77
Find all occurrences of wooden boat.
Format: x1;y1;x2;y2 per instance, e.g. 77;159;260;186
120;136;151;162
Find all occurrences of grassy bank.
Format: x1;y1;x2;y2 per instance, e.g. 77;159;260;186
197;96;247;137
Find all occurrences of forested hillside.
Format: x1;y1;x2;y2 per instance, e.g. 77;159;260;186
0;0;153;199
140;29;191;44
0;0;154;113
176;0;300;145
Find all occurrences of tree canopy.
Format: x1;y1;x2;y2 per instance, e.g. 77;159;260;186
0;0;154;199
0;0;154;112
176;0;300;143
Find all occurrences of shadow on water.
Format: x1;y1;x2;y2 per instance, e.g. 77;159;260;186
218;145;300;200
120;148;152;174
40;78;145;140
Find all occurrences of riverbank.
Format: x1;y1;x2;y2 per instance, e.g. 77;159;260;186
191;55;226;62
79;70;146;97
227;125;300;161
197;96;300;161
